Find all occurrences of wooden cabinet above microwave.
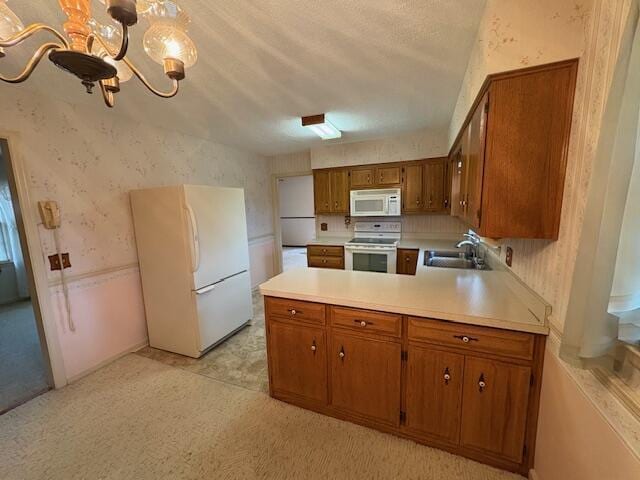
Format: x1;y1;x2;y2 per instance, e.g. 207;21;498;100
449;59;578;239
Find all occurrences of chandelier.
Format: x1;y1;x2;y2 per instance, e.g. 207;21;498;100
0;0;198;107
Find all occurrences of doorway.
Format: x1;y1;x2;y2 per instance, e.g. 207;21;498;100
0;139;52;413
277;175;315;271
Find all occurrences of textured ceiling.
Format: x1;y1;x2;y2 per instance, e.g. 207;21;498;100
1;1;486;155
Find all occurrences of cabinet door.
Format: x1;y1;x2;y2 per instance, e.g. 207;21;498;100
330;332;402;425
350;168;374;188
463;92;489;229
330;169;350;214
460;357;531;463
268;321;328;404
402;164;423;213
450;148;465;218
376;166;402;186
424;159;445;212
313;171;331;214
396;248;419;275
404;346;464;444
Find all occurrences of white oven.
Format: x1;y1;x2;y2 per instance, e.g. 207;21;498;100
350;188;401;217
344;222;400;274
345;244;397;273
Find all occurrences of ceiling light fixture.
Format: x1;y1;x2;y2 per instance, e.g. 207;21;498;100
0;0;197;107
301;114;342;140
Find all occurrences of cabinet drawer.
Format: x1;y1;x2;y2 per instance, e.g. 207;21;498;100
408;318;535;360
266;297;326;324
331;306;401;338
307;245;344;257
308;255;344;269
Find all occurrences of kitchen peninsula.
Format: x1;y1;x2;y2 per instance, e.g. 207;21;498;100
259;261;549;475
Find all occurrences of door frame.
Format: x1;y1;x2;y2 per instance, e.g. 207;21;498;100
0;132;67;389
271;170;314;275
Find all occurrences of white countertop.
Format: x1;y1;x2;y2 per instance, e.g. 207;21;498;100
260;266;549;335
307;237;350;246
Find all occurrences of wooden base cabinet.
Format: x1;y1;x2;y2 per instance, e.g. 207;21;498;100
265;297;546;476
331;333;402;425
268;320;328;405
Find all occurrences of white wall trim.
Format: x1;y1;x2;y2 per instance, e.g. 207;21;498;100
0;131;67;389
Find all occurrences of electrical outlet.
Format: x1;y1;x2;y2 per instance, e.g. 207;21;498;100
505;246;513;267
61;253;71;269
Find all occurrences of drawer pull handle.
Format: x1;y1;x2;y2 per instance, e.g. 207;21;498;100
354;319;372;327
339;346;345;360
453;335;478;343
288;309;300;315
444;367;451;385
478;374;486;392
311;340;317;353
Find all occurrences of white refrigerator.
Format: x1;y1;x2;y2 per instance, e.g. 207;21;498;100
130;185;253;358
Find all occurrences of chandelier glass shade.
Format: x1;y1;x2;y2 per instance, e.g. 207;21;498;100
0;0;198;107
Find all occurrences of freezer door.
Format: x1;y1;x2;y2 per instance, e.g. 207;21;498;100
184;185;251;289
195;270;252;352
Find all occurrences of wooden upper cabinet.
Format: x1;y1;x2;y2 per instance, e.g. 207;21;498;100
460;357;531;463
313;170;332;214
350;168;374;188
404;346;464;444
424;158;446;212
376;166;402;186
330;332;402;425
330;169;350;213
449;59;578;239
268;321;328;404
463;92;489;229
313;168;349;214
450;147;465;218
402;164;423;212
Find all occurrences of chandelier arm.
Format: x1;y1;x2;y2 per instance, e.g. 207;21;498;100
90;34;180;98
0;23;70;50
98;81;116;108
122;56;180;98
0;43;63;84
113;24;129;61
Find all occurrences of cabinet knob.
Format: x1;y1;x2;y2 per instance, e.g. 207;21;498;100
444;367;451;385
288;309;297;315
322;259;327;264
416;199;420;205
311;340;317;353
478;374;486;392
322;248;327;253
339;346;345;359
360;320;367;327
453;334;478;343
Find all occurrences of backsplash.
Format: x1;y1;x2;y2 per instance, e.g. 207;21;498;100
316;214;467;238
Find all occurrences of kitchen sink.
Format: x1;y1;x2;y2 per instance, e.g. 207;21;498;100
424;250;491;270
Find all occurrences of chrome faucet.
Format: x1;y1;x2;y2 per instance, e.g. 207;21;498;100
456;233;485;268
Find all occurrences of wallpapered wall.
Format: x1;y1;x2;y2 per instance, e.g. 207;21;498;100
449;0;602;333
310;127;449;169
0;85;275;380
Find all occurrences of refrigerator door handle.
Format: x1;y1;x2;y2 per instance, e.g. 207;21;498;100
184;203;200;272
195;284;216;295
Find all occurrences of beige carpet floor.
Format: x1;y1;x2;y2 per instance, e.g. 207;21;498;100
0;354;524;480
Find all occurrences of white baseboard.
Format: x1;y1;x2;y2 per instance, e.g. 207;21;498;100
65;339;149;384
529;469;540;480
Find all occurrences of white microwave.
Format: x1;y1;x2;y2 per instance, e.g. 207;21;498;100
350;188;401;217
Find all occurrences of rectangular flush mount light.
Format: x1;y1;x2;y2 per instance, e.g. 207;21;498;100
301;114;342;140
